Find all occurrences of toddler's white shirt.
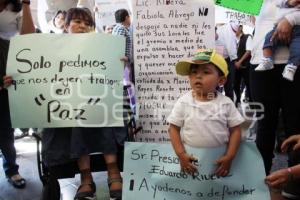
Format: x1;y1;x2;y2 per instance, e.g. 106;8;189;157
167;91;244;148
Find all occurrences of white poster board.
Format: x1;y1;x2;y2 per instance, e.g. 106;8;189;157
215;5;255;34
133;0;215;142
94;0;131;32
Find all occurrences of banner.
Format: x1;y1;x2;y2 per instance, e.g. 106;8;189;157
133;0;215;142
215;0;263;15
7;33;125;128
123;141;271;200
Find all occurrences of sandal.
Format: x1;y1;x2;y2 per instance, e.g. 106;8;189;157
74;181;96;200
108;177;122;200
7;174;26;189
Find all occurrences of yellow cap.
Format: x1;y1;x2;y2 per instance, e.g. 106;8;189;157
175;49;228;77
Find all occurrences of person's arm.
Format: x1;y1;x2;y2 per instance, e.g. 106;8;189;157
271;17;293;44
285;11;300;27
271;10;300;43
286;0;300;7
20;1;35;34
168;124;197;174
281;134;300;152
226;34;238;62
215;125;241;177
265;165;300;187
235;50;251;69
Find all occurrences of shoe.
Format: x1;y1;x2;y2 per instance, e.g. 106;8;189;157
255;58;274;71
74;182;96;200
108;177;122;200
282;64;297;81
7;174;26;189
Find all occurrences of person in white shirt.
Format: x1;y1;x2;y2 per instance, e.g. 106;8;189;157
216;22;239;101
234;25;252;106
250;0;300;198
0;0;34;189
255;0;300;81
168;49;244;176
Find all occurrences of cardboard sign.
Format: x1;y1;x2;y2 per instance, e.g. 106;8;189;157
133;0;215;142
7;33;125;128
123;141;271;200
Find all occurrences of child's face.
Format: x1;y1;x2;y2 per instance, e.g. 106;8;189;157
65;18;91;33
188;63;226;98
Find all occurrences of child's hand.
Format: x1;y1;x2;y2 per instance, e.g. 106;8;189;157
3;75;13;89
178;152;198;174
215;155;233;177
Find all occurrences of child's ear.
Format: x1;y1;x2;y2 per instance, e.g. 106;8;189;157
218;76;227;86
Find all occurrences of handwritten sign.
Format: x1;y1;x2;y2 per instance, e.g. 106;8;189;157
95;0;131;32
7;33;125;128
123;141;271;200
215;5;254;27
133;0;215;142
215;0;263;15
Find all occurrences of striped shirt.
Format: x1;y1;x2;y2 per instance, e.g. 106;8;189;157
112;23;132;62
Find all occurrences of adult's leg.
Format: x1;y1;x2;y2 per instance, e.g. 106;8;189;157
76;155;95;196
241;67;252;102
224;59;235;101
101;127;124;200
233;68;242;106
0;128;19;177
280;63;300;198
281;64;300;138
104;154;122;200
250;64;281;175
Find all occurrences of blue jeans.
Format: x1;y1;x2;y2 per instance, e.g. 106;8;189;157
263;25;300;66
0;128;19;177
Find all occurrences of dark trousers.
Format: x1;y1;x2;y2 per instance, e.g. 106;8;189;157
234;67;252;104
0;128;19;177
224;58;235;101
288;150;300;168
250;64;300;174
285;150;300;195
